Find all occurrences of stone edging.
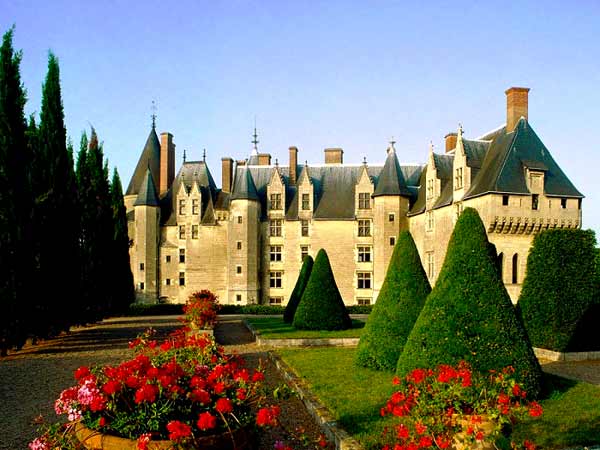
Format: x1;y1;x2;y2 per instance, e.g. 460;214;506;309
268;351;363;450
534;347;600;362
243;320;359;348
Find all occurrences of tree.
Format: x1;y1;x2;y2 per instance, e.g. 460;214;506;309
397;208;542;397
355;231;431;370
293;249;351;330
519;229;600;352
110;169;135;312
283;255;314;323
0;27;32;353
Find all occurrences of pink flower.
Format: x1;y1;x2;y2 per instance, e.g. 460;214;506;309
28;437;49;450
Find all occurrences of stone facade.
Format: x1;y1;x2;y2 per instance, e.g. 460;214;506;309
125;87;583;305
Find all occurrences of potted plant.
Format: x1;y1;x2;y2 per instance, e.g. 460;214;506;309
379;361;543;450
183;290;220;336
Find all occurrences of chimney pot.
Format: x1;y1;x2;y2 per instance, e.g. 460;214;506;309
324;148;344;164
505;87;530;132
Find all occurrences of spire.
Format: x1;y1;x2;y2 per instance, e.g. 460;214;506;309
248;120;260;165
125;121;161;196
134;167;160;206
151;100;157;130
231;163;259;201
373;142;412;197
183;149;187;164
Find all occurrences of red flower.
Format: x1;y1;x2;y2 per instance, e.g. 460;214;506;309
475;431;485;441
418;436;433;448
397;424;409;439
102;380;121;395
409;368;427;384
236;388;247;400
318;434;328;448
392;376;401;385
75;366;90;381
197;412;217;431
528;402;543;417
256;406;280;427
523;440;537;450
190;388;211;404
98;417;107;427
252;371;265;382
137;433;152;450
134;384;158;404
436;436;451;449
213;382;226;394
166;420;192;441
216;397;233;414
414;422;427;435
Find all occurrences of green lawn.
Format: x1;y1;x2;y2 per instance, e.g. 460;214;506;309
278;347;600;450
246;317;365;339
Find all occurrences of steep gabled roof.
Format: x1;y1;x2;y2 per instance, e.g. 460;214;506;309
373;148;413;197
201;194;217;225
231;165;259;201
126;127;161;196
133;167;160;206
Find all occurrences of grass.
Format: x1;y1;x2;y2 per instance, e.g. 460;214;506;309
246;317;365;339
278;347;600;450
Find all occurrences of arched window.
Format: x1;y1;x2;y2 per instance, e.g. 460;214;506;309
512;254;518;284
497;253;504;281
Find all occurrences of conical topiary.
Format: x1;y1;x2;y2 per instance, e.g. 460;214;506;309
397;208;542;397
293;249;351;330
283;255;314;323
355;231;431;371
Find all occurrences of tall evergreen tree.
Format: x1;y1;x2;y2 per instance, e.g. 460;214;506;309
33;52;80;335
0;27;32;354
111;169;134;311
283;255;314;323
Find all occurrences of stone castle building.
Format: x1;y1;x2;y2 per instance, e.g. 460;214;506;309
125;87;583;305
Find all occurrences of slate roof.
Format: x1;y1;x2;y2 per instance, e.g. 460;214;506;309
372;148;414;197
133;168;160;206
126;127;161;196
231;165;260;201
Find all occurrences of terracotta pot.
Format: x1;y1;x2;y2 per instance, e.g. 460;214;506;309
74;422;254;450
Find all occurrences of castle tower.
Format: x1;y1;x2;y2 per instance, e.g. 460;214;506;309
227;164;261;304
133;168;161;302
125;124;162;213
372;139;412;299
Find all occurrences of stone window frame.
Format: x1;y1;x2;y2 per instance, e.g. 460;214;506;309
301;193;310;210
179;272;185;286
191;224;199;239
237;216;243;224
179;225;186;240
179;199;186;215
426;178;434;199
300;245;309;261
236;294;242;302
357;245;371;262
179;249;185;263
357;272;372;289
561;198;567;209
237;241;242;250
270;245;282;262
139;263;144;271
301;219;309;237
165;278;171;286
357;298;371;306
269;297;283;305
454;167;463;189
532;194;539;211
236;265;242;275
426;211;434;232
270;193;282;210
358;192;370;209
140;282;145;290
270;219;282;237
390;236;396;246
269;271;283;288
388;213;395;222
192;199;199;215
166;255;171;263
426;251;434;279
358;219;371;237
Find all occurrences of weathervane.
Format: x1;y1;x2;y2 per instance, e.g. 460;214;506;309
183;149;187;163
389;136;396;150
203;148;206;162
251;118;259;153
151;100;157;130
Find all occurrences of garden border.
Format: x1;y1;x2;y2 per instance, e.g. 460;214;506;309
534;347;600;362
268;351;363;450
243;319;359;348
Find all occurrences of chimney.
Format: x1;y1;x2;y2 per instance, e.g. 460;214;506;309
160;132;175;196
257;153;271;166
506;87;530;132
444;133;457;153
221;157;233;193
324;148;343;164
289;146;298;185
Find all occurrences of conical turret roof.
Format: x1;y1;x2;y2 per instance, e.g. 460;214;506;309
373;145;412;197
231;165;259;201
126;126;161;196
134;167;160;206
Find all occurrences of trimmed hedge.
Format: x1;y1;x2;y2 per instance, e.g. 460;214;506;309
397;208;542;397
124;303;284;316
346;305;373;314
355;231;431;371
519;229;600;352
293;249;352;330
219;304;284;315
283;255;314;323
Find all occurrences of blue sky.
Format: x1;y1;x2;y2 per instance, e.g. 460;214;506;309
3;0;600;233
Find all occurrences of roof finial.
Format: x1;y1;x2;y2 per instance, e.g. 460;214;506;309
429;140;434;154
151;100;157;130
183;149;187;163
458;123;463;138
251;117;259;155
363;156;367;166
203;148;206;162
275;158;279;167
388;136;396;154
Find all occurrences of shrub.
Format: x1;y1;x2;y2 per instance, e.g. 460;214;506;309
397;208;542;397
283;256;314;323
184;290;220;330
346;304;373;314
293;249;351;330
219;305;284;315
355;231;431;370
518;229;600;352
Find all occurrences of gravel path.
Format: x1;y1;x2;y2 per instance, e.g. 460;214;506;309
0;315;331;450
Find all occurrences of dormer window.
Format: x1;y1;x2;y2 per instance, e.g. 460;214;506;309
270;193;282;210
301;193;310;210
427;179;434;199
454;168;463;189
192;199;199;215
358;192;370;209
179;199;186;215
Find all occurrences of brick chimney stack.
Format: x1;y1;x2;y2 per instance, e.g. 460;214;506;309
257;153;271;166
506;87;530;132
444;133;457;153
221;157;234;193
160;132;175;196
324;148;343;164
289;146;298;185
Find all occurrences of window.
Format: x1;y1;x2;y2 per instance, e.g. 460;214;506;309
179;199;186;215
236;294;242;302
427;252;434;279
192;199;199;215
532;194;539;210
455;202;463;220
166;255;171;263
236;265;242;274
270;245;282;262
427;179;434;198
390;236;396;246
237;216;242;224
270;271;282;288
358;246;371;262
270;219;282;237
179;225;186;239
357;298;371;306
269;297;283;305
358;219;371;237
237;241;242;250
301;193;310;210
455;167;463;189
179;249;185;263
502;195;509;206
426;211;434;232
139;263;144;271
301;220;309;237
179;272;185;286
497;253;504;281
301;246;309;261
270;193;282;210
166;278;171;286
512;254;518;284
357;272;372;289
561;198;567;209
358;192;370;209
192;224;199;239
140;282;144;290
578;199;582;210
389;213;395;222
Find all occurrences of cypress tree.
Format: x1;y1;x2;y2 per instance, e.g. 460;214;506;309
397;208;542;397
293;249;351;330
355;231;431;371
0;27;32;354
110;168;134;312
283;255;314;323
